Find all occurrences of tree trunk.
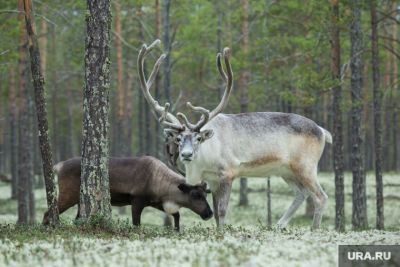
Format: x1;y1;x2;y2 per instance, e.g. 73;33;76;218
266;178;271;227
154;0;162;158
370;0;384;230
114;0;126;156
50;27;59;162
79;0;112;223
162;0;172;103
137;5;145;156
23;0;59;225
125;60;134;157
238;0;250;207
390;1;398;171
350;0;367;229
331;0;345;232
9;68;19;200
17;0;33;225
137;6;153;156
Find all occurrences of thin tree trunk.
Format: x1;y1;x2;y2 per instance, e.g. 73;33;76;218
350;0;367;229
136;7;153;156
18;0;33;225
137;5;145;156
162;0;172;103
50;27;59;162
371;0;384;229
23;0;59;225
79;0;112;223
390;1;398;171
9;68;19;200
331;0;345;232
238;0;250;207
266;177;271;227
125;60;134;157
154;0;162;158
114;0;126;156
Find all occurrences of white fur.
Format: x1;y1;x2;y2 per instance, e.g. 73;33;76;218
53;162;64;173
183;113;330;229
163;201;180;214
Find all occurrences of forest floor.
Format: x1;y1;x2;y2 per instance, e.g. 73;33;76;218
0;172;399;267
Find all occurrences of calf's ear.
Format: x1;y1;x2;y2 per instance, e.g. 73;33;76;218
164;129;178;139
178;183;191;193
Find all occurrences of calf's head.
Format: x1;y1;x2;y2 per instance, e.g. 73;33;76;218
175;181;213;220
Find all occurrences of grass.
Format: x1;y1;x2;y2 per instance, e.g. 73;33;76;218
0;172;399;266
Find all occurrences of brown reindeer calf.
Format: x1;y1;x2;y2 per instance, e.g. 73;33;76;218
43;156;213;230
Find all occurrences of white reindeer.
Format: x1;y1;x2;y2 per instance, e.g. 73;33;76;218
137;40;332;229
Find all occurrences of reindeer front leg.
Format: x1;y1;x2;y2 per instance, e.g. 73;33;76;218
131;196;147;226
211;178;233;227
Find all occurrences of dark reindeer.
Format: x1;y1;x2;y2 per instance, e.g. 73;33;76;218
43;156;213;231
137;40;332;230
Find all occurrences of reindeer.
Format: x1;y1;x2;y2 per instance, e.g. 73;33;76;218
137;40;332;230
43;156;213;231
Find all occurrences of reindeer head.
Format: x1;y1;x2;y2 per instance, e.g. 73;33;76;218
137;40;233;165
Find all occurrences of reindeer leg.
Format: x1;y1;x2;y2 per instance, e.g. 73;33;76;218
131;197;147;227
276;180;309;229
172;212;180;232
215;178;233;228
307;178;328;230
211;192;220;226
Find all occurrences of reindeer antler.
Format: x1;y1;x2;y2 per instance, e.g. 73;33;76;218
179;47;233;131
137;40;184;131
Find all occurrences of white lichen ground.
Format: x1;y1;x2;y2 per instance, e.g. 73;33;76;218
0;172;399;267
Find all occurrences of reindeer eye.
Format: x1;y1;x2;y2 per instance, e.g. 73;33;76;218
191;192;202;199
175;136;182;142
196;136;202;142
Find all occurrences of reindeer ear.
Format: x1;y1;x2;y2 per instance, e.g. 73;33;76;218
200;129;214;140
178;183;191;193
164;129;177;139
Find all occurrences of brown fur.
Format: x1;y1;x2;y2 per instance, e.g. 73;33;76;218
243;155;280;168
43;156;213;230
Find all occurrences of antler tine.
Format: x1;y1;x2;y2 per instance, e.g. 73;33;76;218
217;52;227;83
159;103;184;131
209;47;233;119
176;47;233;131
146;54;166;89
186;102;210;131
177;112;197;130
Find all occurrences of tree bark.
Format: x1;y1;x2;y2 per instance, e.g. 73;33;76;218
50;27;59;162
238;0;250;207
114;0;126;156
154;0;162;158
350;0;367;229
390;1;398;171
23;0;59;225
331;0;345;232
162;0;172;103
9;68;19;200
370;0;384;230
18;0;33;225
79;0;112;223
266;178;271;227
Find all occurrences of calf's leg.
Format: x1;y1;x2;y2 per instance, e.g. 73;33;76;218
131;197;147;226
172;212;180;231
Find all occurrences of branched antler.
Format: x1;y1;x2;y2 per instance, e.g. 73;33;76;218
137;39;183;130
179;47;233;131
